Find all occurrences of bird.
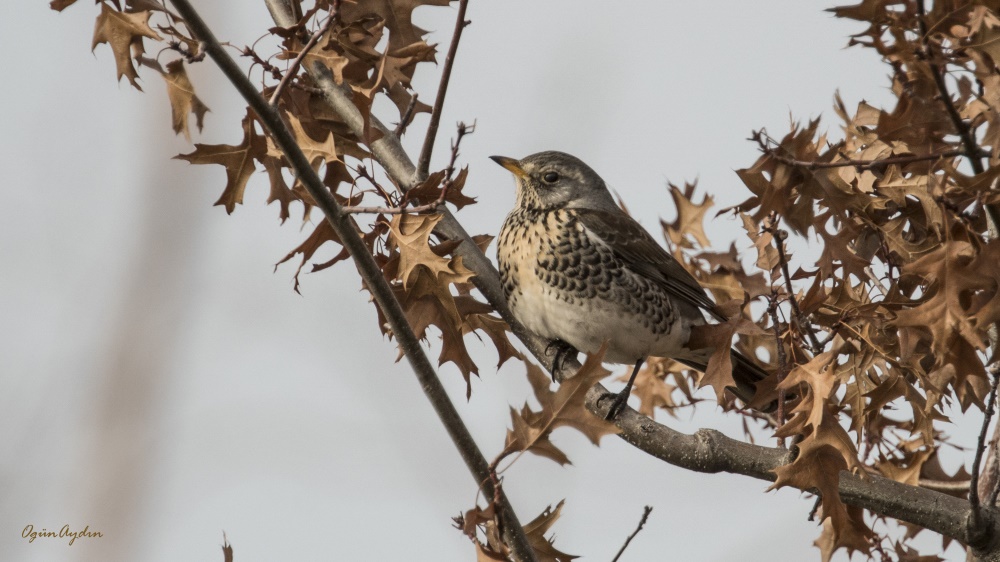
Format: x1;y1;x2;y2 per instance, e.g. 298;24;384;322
491;151;771;419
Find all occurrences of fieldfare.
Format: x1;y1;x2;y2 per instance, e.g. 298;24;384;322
492;151;770;419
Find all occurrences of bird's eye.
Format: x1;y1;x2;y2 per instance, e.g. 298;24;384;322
542;172;559;183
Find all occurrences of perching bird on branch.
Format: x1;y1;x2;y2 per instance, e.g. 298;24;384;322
492;151;771;419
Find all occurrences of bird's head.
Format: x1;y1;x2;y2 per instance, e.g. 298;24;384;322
490;151;618;213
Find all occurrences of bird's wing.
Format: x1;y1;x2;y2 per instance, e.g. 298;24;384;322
575;208;725;320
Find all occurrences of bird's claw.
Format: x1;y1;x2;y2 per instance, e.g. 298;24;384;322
599;390;629;420
544;340;577;382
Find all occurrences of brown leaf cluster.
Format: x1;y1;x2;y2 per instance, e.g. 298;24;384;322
69;1;524;393
705;1;1000;558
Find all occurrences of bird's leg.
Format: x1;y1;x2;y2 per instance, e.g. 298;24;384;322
544;339;578;382
600;358;645;420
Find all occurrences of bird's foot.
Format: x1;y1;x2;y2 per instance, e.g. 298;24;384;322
544;339;578;382
599;389;630;420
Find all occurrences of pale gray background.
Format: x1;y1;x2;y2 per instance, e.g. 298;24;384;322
1;1;977;561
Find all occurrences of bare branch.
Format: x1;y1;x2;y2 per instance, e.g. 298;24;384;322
173;2;537;561
415;0;470;181
766;291;788;447
765;224;823;353
268;2;339;106
610;506;653;562
393;93;420;137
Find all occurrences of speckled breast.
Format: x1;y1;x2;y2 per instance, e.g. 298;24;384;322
497;207;691;364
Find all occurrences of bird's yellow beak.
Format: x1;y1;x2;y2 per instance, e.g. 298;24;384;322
490;155;527;179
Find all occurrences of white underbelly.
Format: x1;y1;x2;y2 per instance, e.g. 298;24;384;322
514;286;692;364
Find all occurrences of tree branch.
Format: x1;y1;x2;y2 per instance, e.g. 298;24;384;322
174;2;536;561
415;0;469;181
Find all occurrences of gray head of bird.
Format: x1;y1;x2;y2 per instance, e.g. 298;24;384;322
490;151;619;213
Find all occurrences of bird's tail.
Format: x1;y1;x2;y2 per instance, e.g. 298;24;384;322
676;350;776;412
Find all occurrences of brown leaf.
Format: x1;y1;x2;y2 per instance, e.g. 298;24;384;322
175;111;266;213
523;501;578;562
388;213;473;288
661;181;713;249
91;3;162;90
50;0;78;11
688;315;766;404
160;59;209;141
504;349;620;465
339;0;452;52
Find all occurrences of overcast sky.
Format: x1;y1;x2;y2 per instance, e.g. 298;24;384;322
1;1;976;561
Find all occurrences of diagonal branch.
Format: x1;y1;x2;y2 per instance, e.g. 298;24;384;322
172;2;536;561
415;0;469;181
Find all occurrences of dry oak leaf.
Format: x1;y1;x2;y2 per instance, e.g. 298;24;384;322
504;349;620;466
687;314;767;404
403;167;477;210
770;414;868;558
338;0;452;52
894;241;987;355
160;59;209;141
91;3;162;90
388;213;473;289
50;0;78;11
267;112;339;168
661;182;713;249
777;351;838;435
175;111;266;213
523;500;578;562
813;505;875;562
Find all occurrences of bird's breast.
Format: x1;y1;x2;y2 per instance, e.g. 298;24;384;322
497;209;696;363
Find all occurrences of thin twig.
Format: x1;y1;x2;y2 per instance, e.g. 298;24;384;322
751;130;981;171
169;2;536;561
345;122;475;215
610;506;653;562
808;495;823;522
970;367;1000;538
268;2;339;106
766;224;823;353
241;46;283;82
766;292;788;447
415;0;470;181
394;93;420;137
914;0;1000;236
